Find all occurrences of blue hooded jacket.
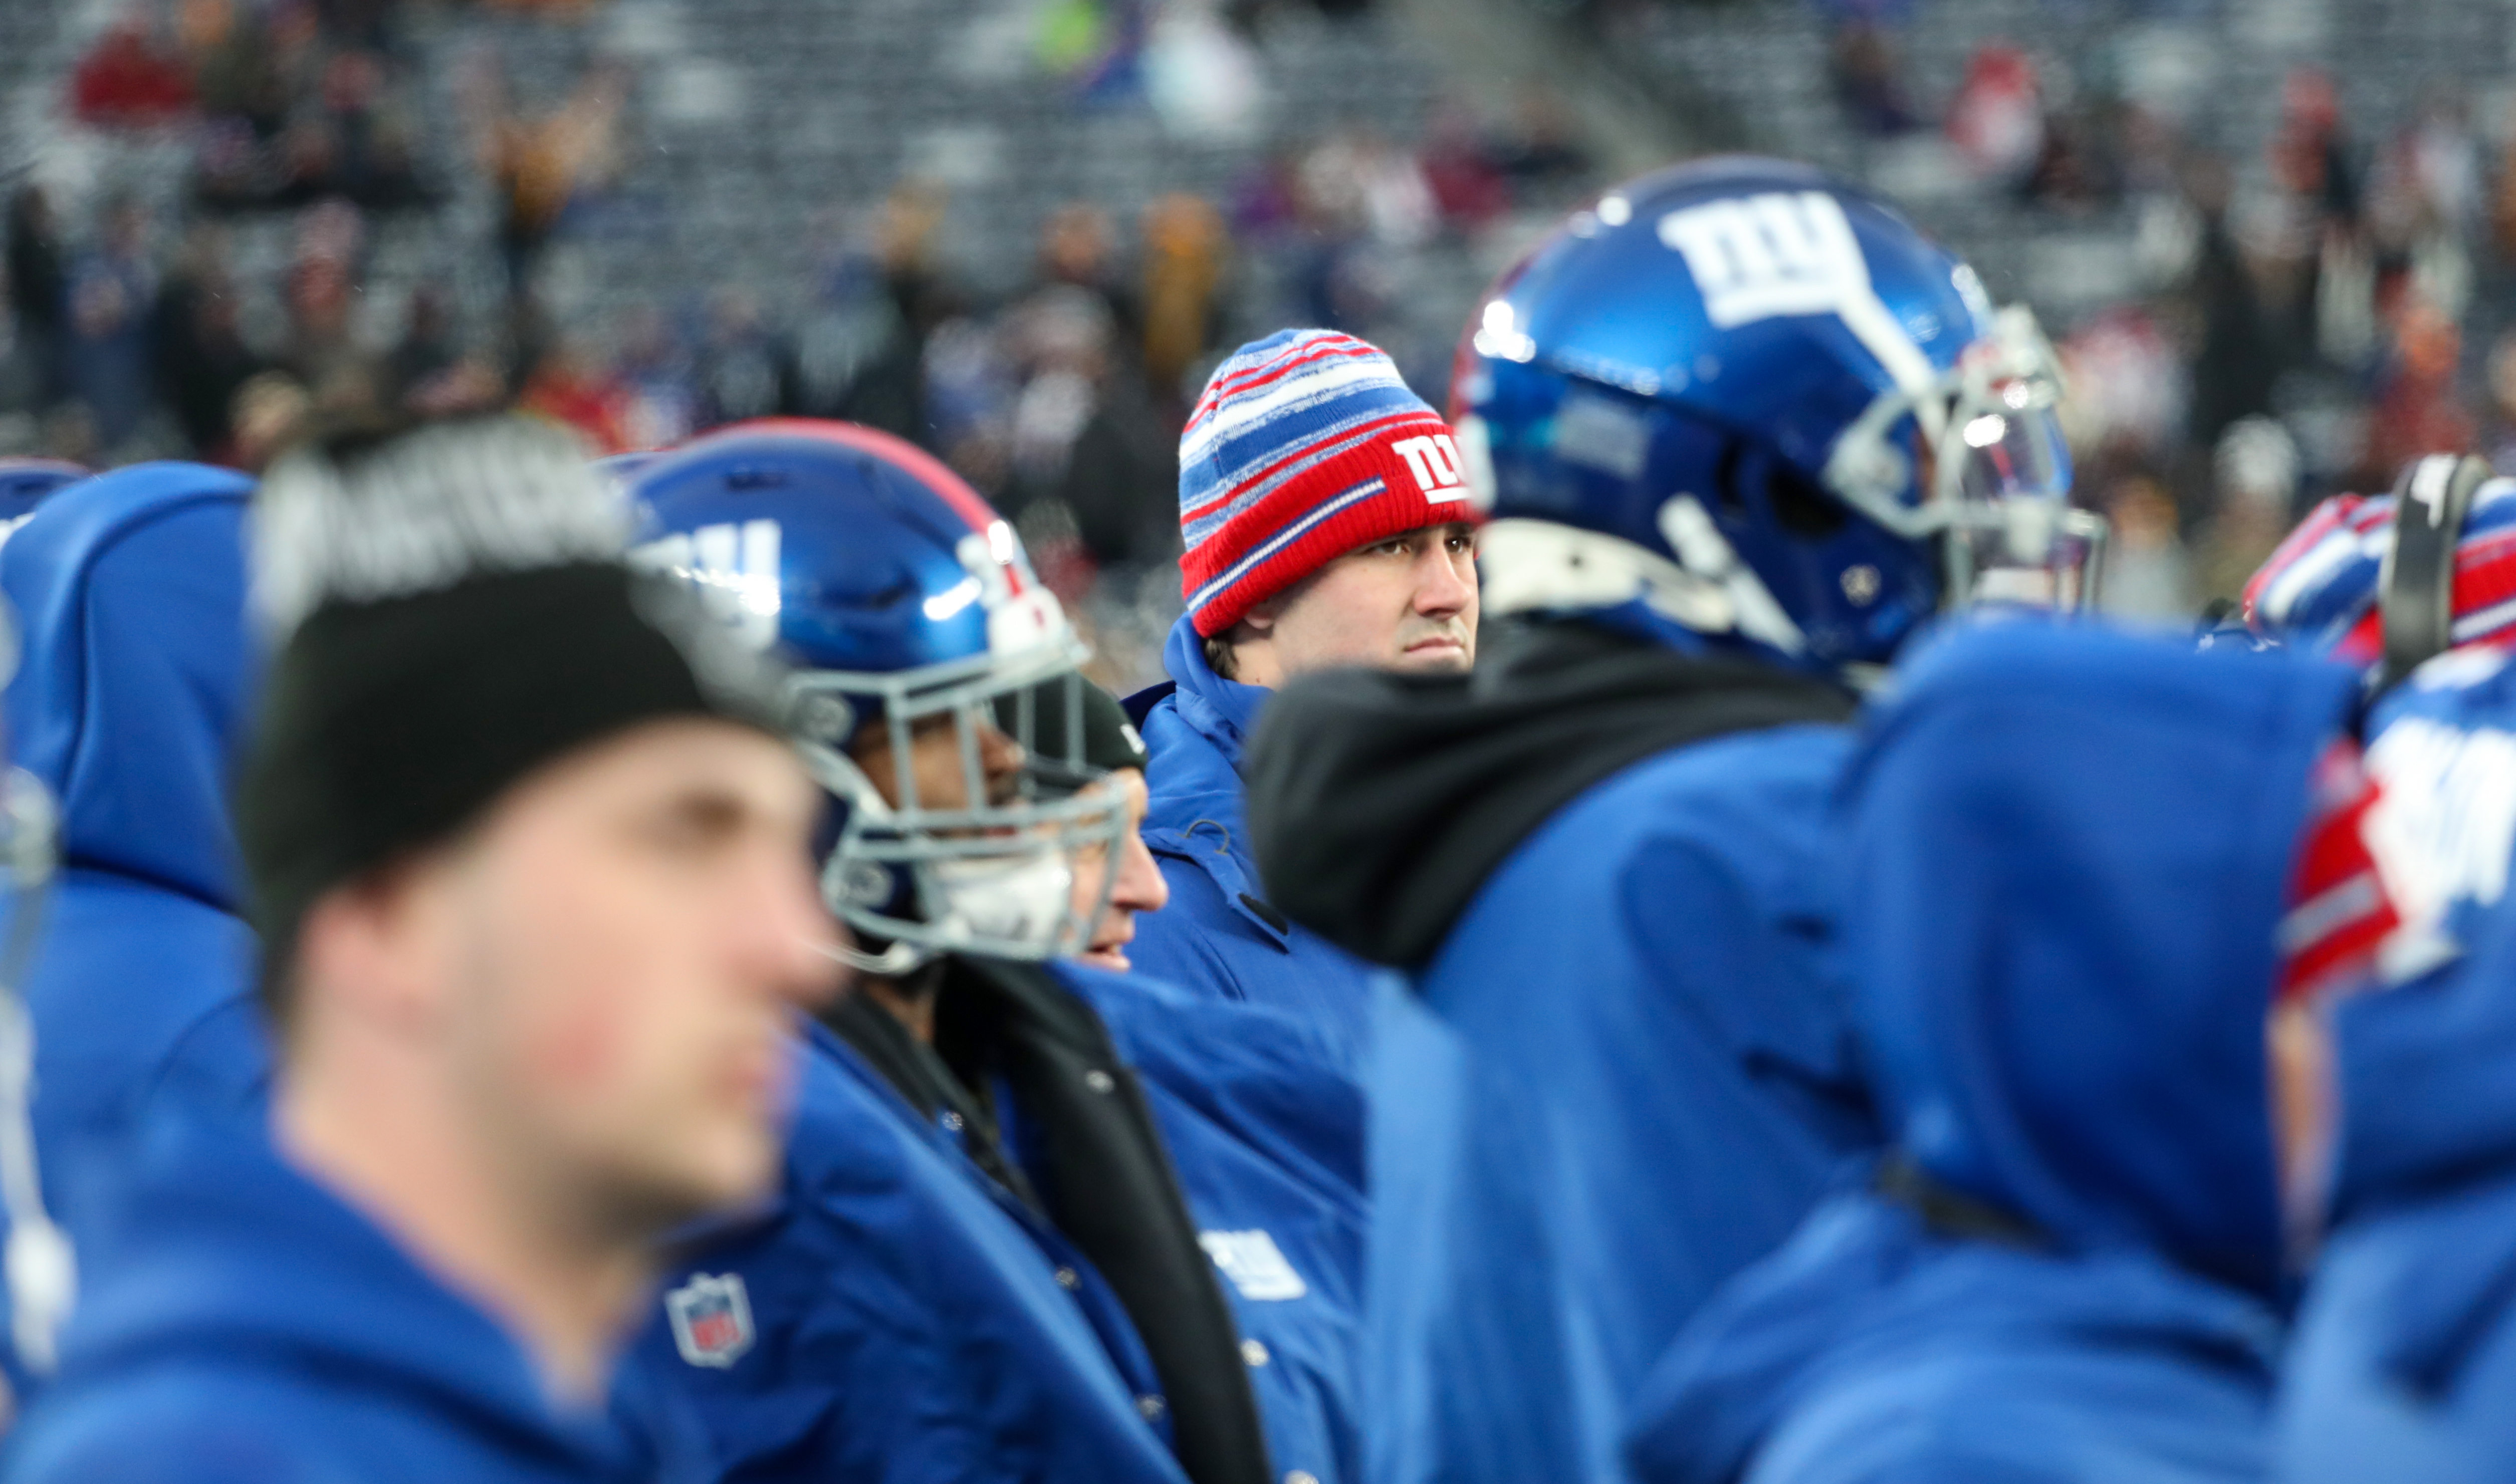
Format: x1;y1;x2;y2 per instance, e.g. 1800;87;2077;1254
1626;620;2361;1484
2276;644;2516;1484
1075;964;1367;1484
1125;616;1382;1069
0;464;270;1393
627;957;1367;1484
1;1101;679;1484
3;463;268;1193
624;1018;1188;1484
1236;614;1880;1484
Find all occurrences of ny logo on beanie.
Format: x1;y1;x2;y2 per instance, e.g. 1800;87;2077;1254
1391;434;1469;502
1176;329;1478;639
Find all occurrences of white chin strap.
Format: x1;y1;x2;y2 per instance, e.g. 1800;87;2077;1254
1476;516;1807;656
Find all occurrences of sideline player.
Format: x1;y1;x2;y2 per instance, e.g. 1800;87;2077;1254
1242;157;2102;1484
1126;330;1477;1069
1;413;842;1481
1629;619;2378;1484
621;421;1360;1484
2241;459;2516;1481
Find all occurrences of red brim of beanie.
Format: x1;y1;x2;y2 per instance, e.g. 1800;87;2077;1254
1181;416;1482;637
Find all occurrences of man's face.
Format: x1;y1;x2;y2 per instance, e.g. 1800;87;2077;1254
443;718;840;1226
1069;768;1167;973
1248;522;1479;684
2269;998;2337;1246
851;710;1025;813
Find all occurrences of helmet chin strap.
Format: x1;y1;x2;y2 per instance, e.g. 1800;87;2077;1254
2379;453;2492;691
820;934;931;978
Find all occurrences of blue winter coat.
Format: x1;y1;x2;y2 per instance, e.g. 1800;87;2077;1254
1075;964;1366;1484
2276;644;2516;1484
1233;615;1877;1484
628;956;1366;1484
0;463;269;1393
1366;717;1872;1484
0;1102;678;1484
1127;616;1381;1069
2;463;269;1211
625;1019;1187;1484
1628;620;2361;1484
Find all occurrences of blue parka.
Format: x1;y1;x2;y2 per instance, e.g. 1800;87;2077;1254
2276;644;2516;1484
625;1017;1186;1484
626;959;1364;1484
0;464;269;1391
1627;621;2362;1484
1081;964;1366;1484
1239;617;1878;1484
1126;616;1381;1068
1;1102;680;1484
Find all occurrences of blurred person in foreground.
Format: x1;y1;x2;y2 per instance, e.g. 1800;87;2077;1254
2244;458;2516;1482
1626;618;2383;1484
1125;329;1478;1069
1240;158;2102;1484
0;462;270;1401
0;414;841;1482
619;420;1314;1484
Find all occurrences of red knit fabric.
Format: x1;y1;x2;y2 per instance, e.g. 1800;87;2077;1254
1180;408;1473;637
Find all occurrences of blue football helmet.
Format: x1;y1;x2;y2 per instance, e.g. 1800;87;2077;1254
592;449;661;491
625;419;1126;973
1455;156;2101;678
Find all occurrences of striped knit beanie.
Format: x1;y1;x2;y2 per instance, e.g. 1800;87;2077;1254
2244;479;2516;666
1178;329;1472;638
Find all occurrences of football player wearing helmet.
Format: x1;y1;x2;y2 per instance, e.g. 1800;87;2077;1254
620;420;1361;1484
2243;456;2516;1483
1239;157;2101;1484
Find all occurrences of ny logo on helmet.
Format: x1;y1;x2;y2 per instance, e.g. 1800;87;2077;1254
1657;191;1871;330
632;520;783;652
1391;434;1469;504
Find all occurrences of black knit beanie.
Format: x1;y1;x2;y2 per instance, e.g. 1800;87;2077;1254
236;413;788;989
991;674;1149;776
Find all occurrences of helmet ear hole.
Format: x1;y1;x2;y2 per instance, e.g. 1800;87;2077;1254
1767;460;1851;539
1712;440;1752;523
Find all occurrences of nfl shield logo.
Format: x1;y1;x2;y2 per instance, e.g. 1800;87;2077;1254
666;1272;755;1368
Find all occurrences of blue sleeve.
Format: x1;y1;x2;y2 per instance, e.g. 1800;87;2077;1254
5;1395;361;1484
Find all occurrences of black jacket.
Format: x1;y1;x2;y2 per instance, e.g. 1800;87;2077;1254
1242;618;1859;968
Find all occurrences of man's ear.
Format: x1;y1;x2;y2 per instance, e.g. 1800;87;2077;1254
1235;603;1280;638
292;858;458;1039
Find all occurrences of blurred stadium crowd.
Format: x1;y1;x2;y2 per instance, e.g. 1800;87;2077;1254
11;0;2516;673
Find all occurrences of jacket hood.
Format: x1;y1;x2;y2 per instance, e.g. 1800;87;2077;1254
61;1102;639;1468
1243;617;1855;967
1844;620;2361;1297
2;462;255;912
1155;612;1271;768
1625;1193;2283;1484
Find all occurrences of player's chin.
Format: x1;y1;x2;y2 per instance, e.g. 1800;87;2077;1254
675;1114;788;1212
1395;635;1472;672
